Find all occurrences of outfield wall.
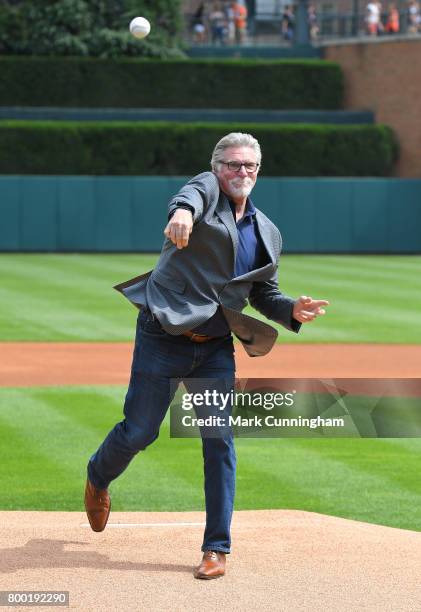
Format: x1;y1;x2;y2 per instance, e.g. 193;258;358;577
0;176;420;253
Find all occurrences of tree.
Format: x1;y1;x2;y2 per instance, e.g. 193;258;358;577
0;0;185;58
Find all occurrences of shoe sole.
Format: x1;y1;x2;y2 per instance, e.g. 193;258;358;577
194;572;224;580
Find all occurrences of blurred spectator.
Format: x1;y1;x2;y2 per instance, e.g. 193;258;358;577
281;5;295;41
231;1;248;44
308;3;320;41
407;0;421;33
366;1;382;35
209;1;227;44
385;3;400;33
377;1;385;34
225;1;236;44
191;2;206;43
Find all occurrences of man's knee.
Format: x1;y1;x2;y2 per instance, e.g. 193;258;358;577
122;421;159;452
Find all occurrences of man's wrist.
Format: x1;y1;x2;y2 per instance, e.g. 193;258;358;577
168;204;195;220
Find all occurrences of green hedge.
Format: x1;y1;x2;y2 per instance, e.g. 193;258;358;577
0;122;397;176
0;57;343;110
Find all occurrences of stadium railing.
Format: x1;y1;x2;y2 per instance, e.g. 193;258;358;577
182;9;421;47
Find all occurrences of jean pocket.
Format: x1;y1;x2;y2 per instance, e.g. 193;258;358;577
140;313;167;337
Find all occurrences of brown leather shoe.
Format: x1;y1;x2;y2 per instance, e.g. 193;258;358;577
84;478;111;532
194;550;226;579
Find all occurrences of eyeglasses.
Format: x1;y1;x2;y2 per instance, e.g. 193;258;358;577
220;161;260;173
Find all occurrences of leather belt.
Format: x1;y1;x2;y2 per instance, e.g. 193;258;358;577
182;330;214;343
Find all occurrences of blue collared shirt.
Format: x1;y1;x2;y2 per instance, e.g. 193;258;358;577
230;198;265;277
192;198;265;336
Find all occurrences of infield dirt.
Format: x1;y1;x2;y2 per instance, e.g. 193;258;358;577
1;509;421;611
0;343;420;386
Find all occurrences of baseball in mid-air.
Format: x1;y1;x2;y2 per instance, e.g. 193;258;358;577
129;17;151;39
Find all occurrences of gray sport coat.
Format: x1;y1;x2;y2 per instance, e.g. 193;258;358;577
114;171;300;357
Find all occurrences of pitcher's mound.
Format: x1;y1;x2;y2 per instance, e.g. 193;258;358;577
1;510;420;611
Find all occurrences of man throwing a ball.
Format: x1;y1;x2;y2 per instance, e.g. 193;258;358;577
84;132;329;579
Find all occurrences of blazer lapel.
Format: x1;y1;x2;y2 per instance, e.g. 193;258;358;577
255;210;277;267
215;192;238;266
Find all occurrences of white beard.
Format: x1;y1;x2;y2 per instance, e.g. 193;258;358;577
227;177;254;199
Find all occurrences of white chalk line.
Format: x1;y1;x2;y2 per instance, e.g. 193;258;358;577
80;521;206;528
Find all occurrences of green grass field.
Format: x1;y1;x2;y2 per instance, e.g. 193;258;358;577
1;385;421;530
0;253;420;343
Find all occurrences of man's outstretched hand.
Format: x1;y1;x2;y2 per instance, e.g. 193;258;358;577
293;296;329;323
164;209;193;249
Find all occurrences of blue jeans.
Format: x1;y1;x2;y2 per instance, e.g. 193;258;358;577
87;308;236;553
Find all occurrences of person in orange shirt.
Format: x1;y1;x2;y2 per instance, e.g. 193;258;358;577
231;1;248;44
385;2;400;33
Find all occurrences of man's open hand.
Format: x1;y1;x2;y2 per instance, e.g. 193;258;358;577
293;296;330;323
164;209;193;249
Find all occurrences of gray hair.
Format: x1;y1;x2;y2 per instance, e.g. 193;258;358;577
211;132;262;172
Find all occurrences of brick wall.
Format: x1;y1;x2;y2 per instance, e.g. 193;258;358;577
324;36;421;177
